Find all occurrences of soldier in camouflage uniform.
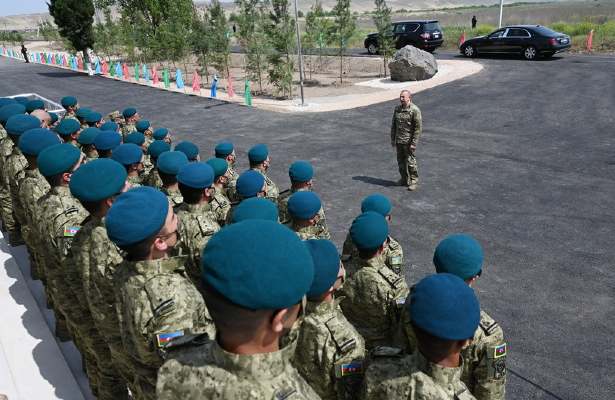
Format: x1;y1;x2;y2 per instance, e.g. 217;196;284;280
107;187;215;400
230;197;279;223
248;143;279;202
214;141;239;201
339;212;409;350
342;194;404;276
206;158;232;225
93;130;121;159
295;239;366;399
361;274;479;400
156;220;319;400
112;143;145;187
30;109;52;128
120;107;139;138
77;127;100;161
136;120;154;148
55;118;82;147
84;111;104;128
75;108;92;129
390;90;422;191
175;162;221;285
143;140;170;189
0;103;26;230
153;127;173;145
60;96;79;121
126;131;154;176
225;170;268;224
287;191;331;240
157;151;188;208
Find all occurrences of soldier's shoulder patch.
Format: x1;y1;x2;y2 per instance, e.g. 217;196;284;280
156;330;184;348
63;226;80;237
370;346;403;358
274;388;297;400
487;343;507;380
279;188;291;196
492;343;507;359
389;255;402;265
335;360;364;378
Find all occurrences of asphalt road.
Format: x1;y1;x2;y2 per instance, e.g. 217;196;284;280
1;53;614;400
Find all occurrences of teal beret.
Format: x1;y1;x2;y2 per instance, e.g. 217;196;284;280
409;273;480;340
85;111;102;124
175;141;199;161
135;120;150;132
6;114;41;136
61;96;78;108
215;141;234;157
100;121;119;132
111;143;143;166
0;98;17;108
433;234;484;280
248;143;268;163
361;193;392;216
70;158;127;202
202;220;314;310
153;128;169;140
157;151;189;175
206;157;228;179
125;132;145;146
18;128;61;156
177;162;214;189
122;107;137;118
14;97;29;105
0;104;26;124
232;197;278;223
106;186;169;247
147;140;171;158
78;127;100;145
26;99;45;113
305;239;340;299
236;170;265;198
75;108;91;119
288;191;321;220
37;143;81;177
49;112;59;124
289;160;314;183
94;131;121;151
350;211;389;251
55;118;81;136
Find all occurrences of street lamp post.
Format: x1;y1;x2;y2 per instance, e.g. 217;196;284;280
293;0;305;106
498;0;504;28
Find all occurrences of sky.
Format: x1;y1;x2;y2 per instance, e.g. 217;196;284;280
0;0;49;17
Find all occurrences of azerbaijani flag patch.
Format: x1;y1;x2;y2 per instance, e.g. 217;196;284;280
156;330;184;348
494;343;507;359
63;226;80;237
336;361;363;377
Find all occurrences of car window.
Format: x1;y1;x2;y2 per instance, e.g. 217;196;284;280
534;26;559;36
489;30;505;39
393;24;406;33
423;22;441;31
406;23;420;32
506;28;531;38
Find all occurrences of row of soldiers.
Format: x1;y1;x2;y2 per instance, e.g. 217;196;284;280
0;95;507;400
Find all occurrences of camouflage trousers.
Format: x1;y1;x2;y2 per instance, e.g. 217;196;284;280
396;144;418;185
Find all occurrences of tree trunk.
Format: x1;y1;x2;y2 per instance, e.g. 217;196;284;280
339;48;343;84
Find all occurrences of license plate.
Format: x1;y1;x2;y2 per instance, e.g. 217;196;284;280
433;33;440;38
561;38;569;44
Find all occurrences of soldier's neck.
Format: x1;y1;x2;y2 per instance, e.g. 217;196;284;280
218;334;280;355
163;182;179;191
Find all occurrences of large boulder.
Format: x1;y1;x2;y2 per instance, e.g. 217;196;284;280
388;45;438;82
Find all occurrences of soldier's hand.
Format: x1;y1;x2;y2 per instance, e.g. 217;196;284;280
409;144;417;152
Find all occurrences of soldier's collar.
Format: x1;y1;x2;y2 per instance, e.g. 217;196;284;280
210;337;294;378
130;255;187;275
415;351;464;388
181;201;212;213
51;185;71;195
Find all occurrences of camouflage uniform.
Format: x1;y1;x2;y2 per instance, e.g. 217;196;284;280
251;168;279;202
6;146;28;225
391;103;422;186
143;154;154;176
113;256;215;400
294;298;366;399
121;123;136;139
278;187;329;232
127;174;143;188
144;168;163;189
156;337;321;400
339;254;409;350
176;203;220;285
210;187;231;226
361;348;476;400
0;139;19;235
162;187;183;209
342;234;404;276
225;165;239;202
62;112;79;122
291;223;331;241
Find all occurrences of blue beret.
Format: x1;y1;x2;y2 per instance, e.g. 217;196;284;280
106;186;169;247
49;112;59;124
153;127;169;140
236;170;265;198
122;107;137;118
125;132;145;146
409;273;480;340
14;97;29;105
85;111;102;123
0;103;26;124
19;128;61;156
248;143;269;163
70;158;127;202
289;160;314;182
0;98;16;108
94;131;121;151
75;108;91;119
55;118;81;136
305;239;340;299
78;127;101;145
361;193;392;216
37;143;81;177
232;197;278;223
175;141;199;161
350;211;389;251
100;121;119;132
202;220;314;310
26;99;45;113
214;141;234;157
6;114;41;136
288;191;321;220
135;120;150;132
157;151;189;175
148;140;171;158
206;157;228;179
61;96;78;108
433;234;484;280
177;162;214;189
112;143;143;166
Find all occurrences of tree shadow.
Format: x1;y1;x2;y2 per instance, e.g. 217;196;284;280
36;71;80;78
352;175;398;187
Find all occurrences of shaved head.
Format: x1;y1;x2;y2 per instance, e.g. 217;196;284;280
31;109;51;127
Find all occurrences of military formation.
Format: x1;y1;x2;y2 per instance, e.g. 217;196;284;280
0;94;506;400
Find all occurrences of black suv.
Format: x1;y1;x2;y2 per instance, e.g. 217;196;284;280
364;20;444;54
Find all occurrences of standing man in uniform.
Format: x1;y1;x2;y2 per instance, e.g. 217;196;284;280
60;96;79;121
391;90;422;191
156;151;188;207
248;143;279;202
287;191;330;240
111;143;145;187
120;107;139;138
205;157;232;225
143;140;170;189
214;141;238;200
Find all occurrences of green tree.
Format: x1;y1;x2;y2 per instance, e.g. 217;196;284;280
303;1;332;77
331;0;356;83
47;0;96;63
373;0;394;77
93;8;123;58
38;20;60;42
209;0;232;77
235;0;269;94
191;6;213;83
265;0;295;98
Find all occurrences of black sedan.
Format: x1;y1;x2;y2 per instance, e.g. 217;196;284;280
460;25;571;60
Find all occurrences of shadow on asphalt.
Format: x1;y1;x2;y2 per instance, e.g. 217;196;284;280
457;53;566;62
509;369;565;400
36;71;81;78
352;175;398;187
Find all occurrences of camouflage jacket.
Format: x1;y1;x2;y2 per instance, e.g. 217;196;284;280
121;123;136;138
251;168;279;202
5;147;28;224
157;337;321;400
162;186;184;208
225;165;239;202
390;103;422;146
278;187;329;232
210;187;231;226
16;169;49;247
291;223;331;241
343;234;405;276
338;254;409;350
143;154;154;176
294;298;366;400
127;174;143;188
361;348;476;400
144;168;163;189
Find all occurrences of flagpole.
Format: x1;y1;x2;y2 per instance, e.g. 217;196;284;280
498;0;504;28
293;0;305;106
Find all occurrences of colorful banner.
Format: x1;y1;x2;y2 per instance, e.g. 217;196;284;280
163;68;170;89
134;63;140;82
143;64;149;82
115;62;122;79
192;71;201;93
152;66;159;86
175;69;184;89
211;75;218;97
227;73;235;97
244;80;252;106
122;63;129;80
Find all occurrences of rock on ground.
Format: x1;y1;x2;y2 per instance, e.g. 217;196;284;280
389;45;438;82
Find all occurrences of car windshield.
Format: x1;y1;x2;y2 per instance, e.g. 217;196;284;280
534;26;560;37
489;30;505;38
423;22;441;32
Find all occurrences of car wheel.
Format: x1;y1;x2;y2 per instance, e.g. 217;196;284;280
523;45;537;60
463;44;476;58
367;43;378;55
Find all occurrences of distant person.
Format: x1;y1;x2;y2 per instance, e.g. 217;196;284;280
472;16;477;29
21;44;29;63
390;89;422;191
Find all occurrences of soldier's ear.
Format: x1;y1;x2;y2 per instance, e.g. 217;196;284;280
270;308;288;333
